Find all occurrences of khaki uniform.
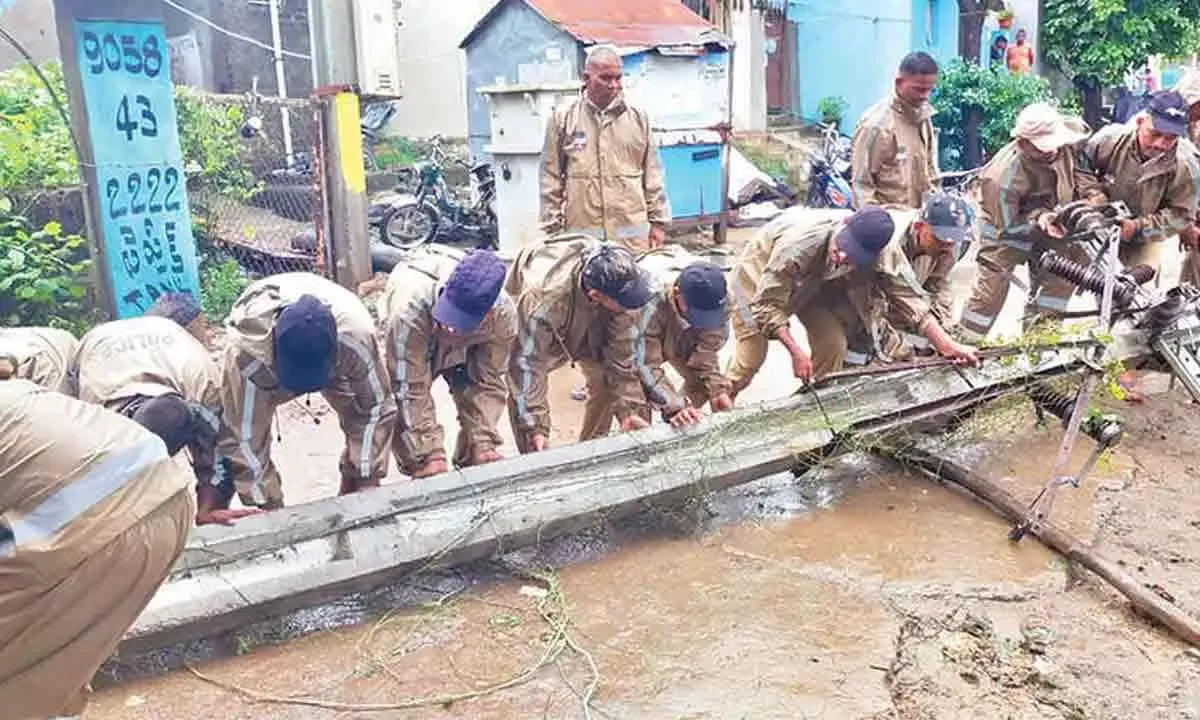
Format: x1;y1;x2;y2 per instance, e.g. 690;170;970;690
506;235;644;448
600;246;731;425
851;95;939;209
378;247;517;473
959;141;1085;339
726;207;933;391
0;326;78;394
1177;71;1200;285
1077;123;1200;271
74;316;222;493
216;273;396;508
539;94;670;251
887;210;957;351
0;380;193;719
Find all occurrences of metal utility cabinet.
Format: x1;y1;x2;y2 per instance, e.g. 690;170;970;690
478;82;580;254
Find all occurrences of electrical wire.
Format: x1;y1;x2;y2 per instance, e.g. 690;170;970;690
0;24;86;181
156;0;312;61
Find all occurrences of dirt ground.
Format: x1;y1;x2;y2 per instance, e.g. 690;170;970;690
83;229;1200;720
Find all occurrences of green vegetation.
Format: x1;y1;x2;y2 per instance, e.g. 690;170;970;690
0;198;95;333
931;59;1071;171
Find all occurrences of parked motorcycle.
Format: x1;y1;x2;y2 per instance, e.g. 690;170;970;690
382;135;498;251
806;122;854;209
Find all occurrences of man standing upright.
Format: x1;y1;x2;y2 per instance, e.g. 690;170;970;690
1006;29;1035;75
1172;70;1200;287
851;52;940;210
540;44;670;252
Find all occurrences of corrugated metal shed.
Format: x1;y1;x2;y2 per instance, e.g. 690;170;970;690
461;0;730;50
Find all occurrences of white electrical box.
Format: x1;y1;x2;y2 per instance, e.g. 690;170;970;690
352;0;401;96
479;82;580;254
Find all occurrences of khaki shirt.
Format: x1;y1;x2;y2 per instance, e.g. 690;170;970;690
218;272;394;487
0;379;190;580
506;235;643;437
1077;124;1200;241
979;140;1079;248
0;327;78;394
378;247;517;466
539;94;670;250
892;209;955;322
631;247;731;414
851;95;939;209
730;207;932;344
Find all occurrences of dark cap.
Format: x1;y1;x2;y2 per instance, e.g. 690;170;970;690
433;250;506;332
274;294;337;394
147;291;202;327
1147;90;1189;137
676;262;728;330
581;243;654;310
836;206;896;269
921;190;975;247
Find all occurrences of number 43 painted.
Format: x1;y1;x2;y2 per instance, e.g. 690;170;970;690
116;94;158;141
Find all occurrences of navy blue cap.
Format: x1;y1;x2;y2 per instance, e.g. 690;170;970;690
1147;90;1189;137
274;295;337;394
836;206;896;269
582;243;654;310
433;250;506;332
676;262;728;330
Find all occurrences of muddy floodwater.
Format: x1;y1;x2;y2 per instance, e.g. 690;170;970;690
86;373;1200;720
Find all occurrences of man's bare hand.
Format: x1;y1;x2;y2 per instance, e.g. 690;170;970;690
790;348;814;383
472;448;503;465
1119;218;1139;242
196;508;262;526
1037;213;1066;238
710;393;734;412
668;406;703;428
620;415;650;432
413;457;449;478
941;340;981;366
648;224;666;249
529;433;549;452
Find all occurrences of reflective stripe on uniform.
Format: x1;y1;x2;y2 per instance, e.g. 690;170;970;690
0;435;167;558
844;350;870;366
960;308;996;332
340;335;388;481
238;359;267;506
1033;292;1070;312
391;322;414;428
513;307;551;428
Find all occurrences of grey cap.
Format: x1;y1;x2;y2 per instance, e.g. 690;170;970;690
921;190;975;247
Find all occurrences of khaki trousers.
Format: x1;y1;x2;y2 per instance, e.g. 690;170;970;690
578;361;716;441
0;490;194;719
726;307;849;394
959;236;1092;339
1185;247;1200;287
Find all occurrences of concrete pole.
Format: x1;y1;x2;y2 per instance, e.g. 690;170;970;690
267;0;294;165
306;0;370;289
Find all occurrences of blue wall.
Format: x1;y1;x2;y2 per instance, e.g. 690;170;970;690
787;0;958;129
463;2;579;160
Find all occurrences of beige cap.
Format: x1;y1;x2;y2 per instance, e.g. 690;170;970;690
1012;102;1089;153
1174;68;1200;107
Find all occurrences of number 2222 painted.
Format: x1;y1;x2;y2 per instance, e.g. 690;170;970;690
75;20;200;319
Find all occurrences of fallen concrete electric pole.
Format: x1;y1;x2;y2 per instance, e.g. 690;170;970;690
121;344;1107;659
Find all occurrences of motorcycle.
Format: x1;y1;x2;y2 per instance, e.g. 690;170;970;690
381;135;498;251
806;121;855;209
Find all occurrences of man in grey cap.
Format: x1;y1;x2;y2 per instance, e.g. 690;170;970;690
884;191;976;355
506;235;655;451
726;206;978;392
1078;89;1200;274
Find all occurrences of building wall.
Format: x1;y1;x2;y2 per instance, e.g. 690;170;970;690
391;0;493;139
787;0;958;129
0;0;59;68
463;1;578;160
730;7;767;132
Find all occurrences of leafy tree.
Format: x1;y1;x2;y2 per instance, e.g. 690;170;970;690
932;59;1068;170
1042;0;1200;126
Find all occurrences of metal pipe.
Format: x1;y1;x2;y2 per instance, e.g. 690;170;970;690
268;0;295;165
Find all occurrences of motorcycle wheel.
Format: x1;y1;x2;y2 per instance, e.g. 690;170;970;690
382;203;438;250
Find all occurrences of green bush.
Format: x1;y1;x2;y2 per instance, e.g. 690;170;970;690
175;87;261;201
199;254;248;323
0;198;95;333
817;96;849;125
931;59;1072;171
0;63;78;190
